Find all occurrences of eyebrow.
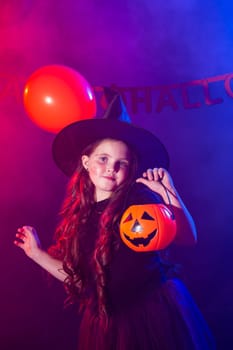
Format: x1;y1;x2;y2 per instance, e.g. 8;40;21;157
95;153;129;161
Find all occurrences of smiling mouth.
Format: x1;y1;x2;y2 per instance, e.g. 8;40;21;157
103;176;115;181
123;229;157;247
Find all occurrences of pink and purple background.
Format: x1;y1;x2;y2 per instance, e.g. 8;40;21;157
0;1;232;349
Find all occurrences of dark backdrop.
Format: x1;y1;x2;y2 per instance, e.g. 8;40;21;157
0;1;232;348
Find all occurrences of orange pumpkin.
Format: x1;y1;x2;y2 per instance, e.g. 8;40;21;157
119;204;176;252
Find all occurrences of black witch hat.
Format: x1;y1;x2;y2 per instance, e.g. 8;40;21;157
52;88;169;177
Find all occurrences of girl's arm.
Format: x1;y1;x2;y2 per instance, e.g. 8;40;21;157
136;168;197;246
14;226;67;281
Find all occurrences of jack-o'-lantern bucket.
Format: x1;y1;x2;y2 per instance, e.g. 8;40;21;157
120;204;176;252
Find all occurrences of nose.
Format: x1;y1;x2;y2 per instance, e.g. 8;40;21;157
106;162;120;174
132;219;143;233
107;166;114;174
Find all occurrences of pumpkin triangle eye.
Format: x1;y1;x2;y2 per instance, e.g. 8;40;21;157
141;211;154;220
123;213;133;223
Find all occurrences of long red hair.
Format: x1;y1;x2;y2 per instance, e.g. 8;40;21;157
48;138;138;326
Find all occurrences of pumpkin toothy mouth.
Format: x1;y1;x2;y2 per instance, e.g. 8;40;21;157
123;229;157;247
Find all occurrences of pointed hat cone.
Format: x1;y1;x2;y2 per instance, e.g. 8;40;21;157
52;88;169;176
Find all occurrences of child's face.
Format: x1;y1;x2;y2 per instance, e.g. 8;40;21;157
82;139;131;201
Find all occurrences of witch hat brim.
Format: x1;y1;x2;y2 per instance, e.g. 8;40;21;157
52;93;169;177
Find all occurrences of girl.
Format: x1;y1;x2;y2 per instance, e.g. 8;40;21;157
15;93;215;349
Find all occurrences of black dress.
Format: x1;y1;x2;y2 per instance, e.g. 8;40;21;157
77;184;215;350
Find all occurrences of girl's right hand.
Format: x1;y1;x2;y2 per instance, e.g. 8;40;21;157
14;226;42;259
14;227;66;281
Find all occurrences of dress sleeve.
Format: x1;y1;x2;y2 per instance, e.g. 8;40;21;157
125;182;164;208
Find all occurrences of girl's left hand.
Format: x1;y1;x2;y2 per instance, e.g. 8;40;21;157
137;168;197;246
136;168;175;195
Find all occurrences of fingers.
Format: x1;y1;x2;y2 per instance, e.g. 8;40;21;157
142;168;165;181
14;226;33;247
15;232;26;242
14;227;26;247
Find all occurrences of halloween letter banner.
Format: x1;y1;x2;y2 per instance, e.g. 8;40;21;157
1;71;233;114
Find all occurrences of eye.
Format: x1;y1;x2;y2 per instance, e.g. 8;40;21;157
141;211;155;220
98;156;108;163
119;160;129;169
123;213;133;223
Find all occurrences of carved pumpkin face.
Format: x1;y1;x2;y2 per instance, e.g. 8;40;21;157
119;204;176;252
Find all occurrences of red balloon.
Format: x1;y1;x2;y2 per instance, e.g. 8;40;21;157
23;65;97;133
